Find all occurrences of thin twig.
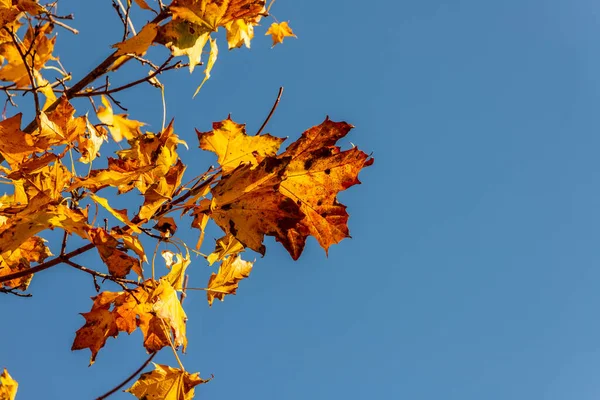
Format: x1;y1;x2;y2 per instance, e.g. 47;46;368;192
95;352;156;400
255;86;283;135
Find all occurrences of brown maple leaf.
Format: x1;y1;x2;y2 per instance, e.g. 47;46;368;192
204;156;304;256
277;118;373;258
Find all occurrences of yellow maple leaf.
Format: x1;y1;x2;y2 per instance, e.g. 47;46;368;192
196;117;285;172
126;363;210;400
113;23;158;57
0;368;18;400
206;254;253;306
265;21;296;47
96;95;144;142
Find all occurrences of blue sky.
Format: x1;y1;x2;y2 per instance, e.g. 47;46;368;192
3;0;600;399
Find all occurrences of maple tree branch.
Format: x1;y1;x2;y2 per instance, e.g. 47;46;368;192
0;243;95;285
72;56;178;98
95;352;156;400
63;260;139;286
256;86;284;135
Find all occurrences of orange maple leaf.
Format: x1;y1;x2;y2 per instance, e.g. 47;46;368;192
72;279;187;365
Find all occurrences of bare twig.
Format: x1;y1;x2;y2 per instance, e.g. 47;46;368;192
255;86;283;135
95;352;157;400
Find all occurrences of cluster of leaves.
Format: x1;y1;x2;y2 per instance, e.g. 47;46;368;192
0;0;371;399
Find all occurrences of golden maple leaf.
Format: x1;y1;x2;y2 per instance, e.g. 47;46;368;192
265;21;296;47
196;116;285;172
126;363;210;400
72;279;187;364
0;368;18;400
206;254;253;306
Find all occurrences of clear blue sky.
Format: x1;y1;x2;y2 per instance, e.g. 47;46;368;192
3;0;600;399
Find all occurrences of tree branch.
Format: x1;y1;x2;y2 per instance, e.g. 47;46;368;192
0;243;95;284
